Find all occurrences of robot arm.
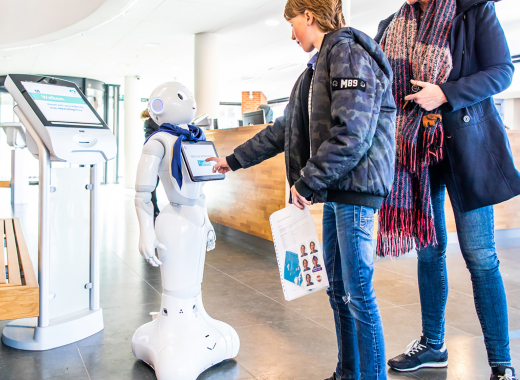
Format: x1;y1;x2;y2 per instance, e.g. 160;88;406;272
136;139;166;267
197;193;216;251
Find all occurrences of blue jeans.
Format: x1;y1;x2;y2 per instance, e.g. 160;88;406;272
323;203;386;380
417;165;511;367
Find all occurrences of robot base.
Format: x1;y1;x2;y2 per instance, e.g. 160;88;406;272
132;292;240;380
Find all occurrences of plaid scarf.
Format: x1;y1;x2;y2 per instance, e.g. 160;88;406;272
377;0;456;257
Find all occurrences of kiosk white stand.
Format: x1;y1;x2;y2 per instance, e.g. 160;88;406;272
1;74;117;350
1;122;28;205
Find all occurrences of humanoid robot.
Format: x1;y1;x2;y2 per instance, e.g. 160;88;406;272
132;82;240;380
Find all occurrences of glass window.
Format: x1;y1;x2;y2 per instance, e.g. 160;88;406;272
218;105;242;129
270;102;289;120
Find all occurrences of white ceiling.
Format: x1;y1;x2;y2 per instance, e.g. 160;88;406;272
0;0;519;102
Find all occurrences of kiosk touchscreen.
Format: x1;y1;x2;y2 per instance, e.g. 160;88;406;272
5;74;116;164
181;141;225;182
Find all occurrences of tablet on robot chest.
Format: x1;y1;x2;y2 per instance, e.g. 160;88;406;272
181;141;225;182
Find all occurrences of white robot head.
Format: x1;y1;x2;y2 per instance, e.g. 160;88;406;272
148;82;196;126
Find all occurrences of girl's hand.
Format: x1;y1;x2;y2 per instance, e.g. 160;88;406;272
291;185;312;210
404;80;448;112
206;157;231;174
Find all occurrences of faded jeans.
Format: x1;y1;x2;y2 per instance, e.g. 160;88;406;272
323;203;386;380
417;165;511;367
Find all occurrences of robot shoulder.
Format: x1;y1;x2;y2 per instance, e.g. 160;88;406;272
143;137;166;158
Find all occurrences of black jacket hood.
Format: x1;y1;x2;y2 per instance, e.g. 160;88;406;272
323;28;394;84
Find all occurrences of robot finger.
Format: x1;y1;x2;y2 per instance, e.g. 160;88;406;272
153;255;163;266
147;257;159;267
157;243;167;251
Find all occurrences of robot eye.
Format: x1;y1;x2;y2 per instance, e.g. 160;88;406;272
178;91;187;100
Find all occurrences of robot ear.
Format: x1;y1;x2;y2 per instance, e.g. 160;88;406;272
150;98;164;115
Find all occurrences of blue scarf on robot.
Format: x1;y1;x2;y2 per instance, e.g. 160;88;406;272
144;123;206;189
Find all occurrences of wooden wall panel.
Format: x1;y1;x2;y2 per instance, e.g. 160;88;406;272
206;127;520;242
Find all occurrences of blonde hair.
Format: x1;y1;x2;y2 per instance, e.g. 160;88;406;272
140;109;150;120
284;0;345;33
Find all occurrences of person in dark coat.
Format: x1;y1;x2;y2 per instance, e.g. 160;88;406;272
141;109;161;218
375;0;518;378
257;104;274;123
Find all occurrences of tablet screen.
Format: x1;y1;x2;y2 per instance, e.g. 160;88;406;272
181;142;225;181
21;81;102;126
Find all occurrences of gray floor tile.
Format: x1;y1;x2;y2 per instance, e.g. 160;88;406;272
203;286;307;328
76;304;159;348
79;342;157;380
234;318;337;376
100;279;161;309
373;276;421;306
0;343;89;380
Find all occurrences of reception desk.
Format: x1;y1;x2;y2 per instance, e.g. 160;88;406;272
205;126;520;241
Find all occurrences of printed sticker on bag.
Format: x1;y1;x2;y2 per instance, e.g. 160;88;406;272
331;78;367;92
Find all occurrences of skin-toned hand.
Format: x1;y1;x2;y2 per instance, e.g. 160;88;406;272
404;80;448;112
291;185;312;210
206;157;231;174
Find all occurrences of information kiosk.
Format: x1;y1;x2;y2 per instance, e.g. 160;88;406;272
1;74;117;350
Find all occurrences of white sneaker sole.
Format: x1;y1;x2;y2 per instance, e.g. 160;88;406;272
391;361;448;372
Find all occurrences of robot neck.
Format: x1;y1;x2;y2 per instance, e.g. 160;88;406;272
178;123;189;130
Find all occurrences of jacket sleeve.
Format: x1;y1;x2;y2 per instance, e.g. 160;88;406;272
294;42;381;197
228;109;286;170
439;3;514;112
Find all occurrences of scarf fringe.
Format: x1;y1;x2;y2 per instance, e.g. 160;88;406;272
377;196;438;258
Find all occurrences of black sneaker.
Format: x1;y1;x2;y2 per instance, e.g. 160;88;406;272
491;366;517;380
388;336;448;372
324;373;337;380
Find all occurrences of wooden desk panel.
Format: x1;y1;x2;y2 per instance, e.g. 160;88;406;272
206;127;520;242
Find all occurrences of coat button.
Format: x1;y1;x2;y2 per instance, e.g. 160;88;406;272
463;115;471;123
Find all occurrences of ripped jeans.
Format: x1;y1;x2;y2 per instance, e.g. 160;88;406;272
323;203;386;380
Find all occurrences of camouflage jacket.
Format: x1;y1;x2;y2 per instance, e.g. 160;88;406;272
227;28;397;208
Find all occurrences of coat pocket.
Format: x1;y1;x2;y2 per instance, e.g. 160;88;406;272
443;103;484;133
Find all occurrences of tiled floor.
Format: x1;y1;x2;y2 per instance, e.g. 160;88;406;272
1;184;520;380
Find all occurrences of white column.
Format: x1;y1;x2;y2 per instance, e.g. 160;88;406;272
343;0;351;26
194;33;220;119
123;75;144;189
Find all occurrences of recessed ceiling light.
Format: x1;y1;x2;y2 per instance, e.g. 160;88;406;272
265;20;280;26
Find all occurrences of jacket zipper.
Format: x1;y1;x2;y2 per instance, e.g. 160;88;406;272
309;69;315;158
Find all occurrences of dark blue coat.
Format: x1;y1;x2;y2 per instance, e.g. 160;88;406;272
376;0;519;212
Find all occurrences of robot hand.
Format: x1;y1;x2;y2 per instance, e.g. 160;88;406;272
139;236;166;267
206;226;216;252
